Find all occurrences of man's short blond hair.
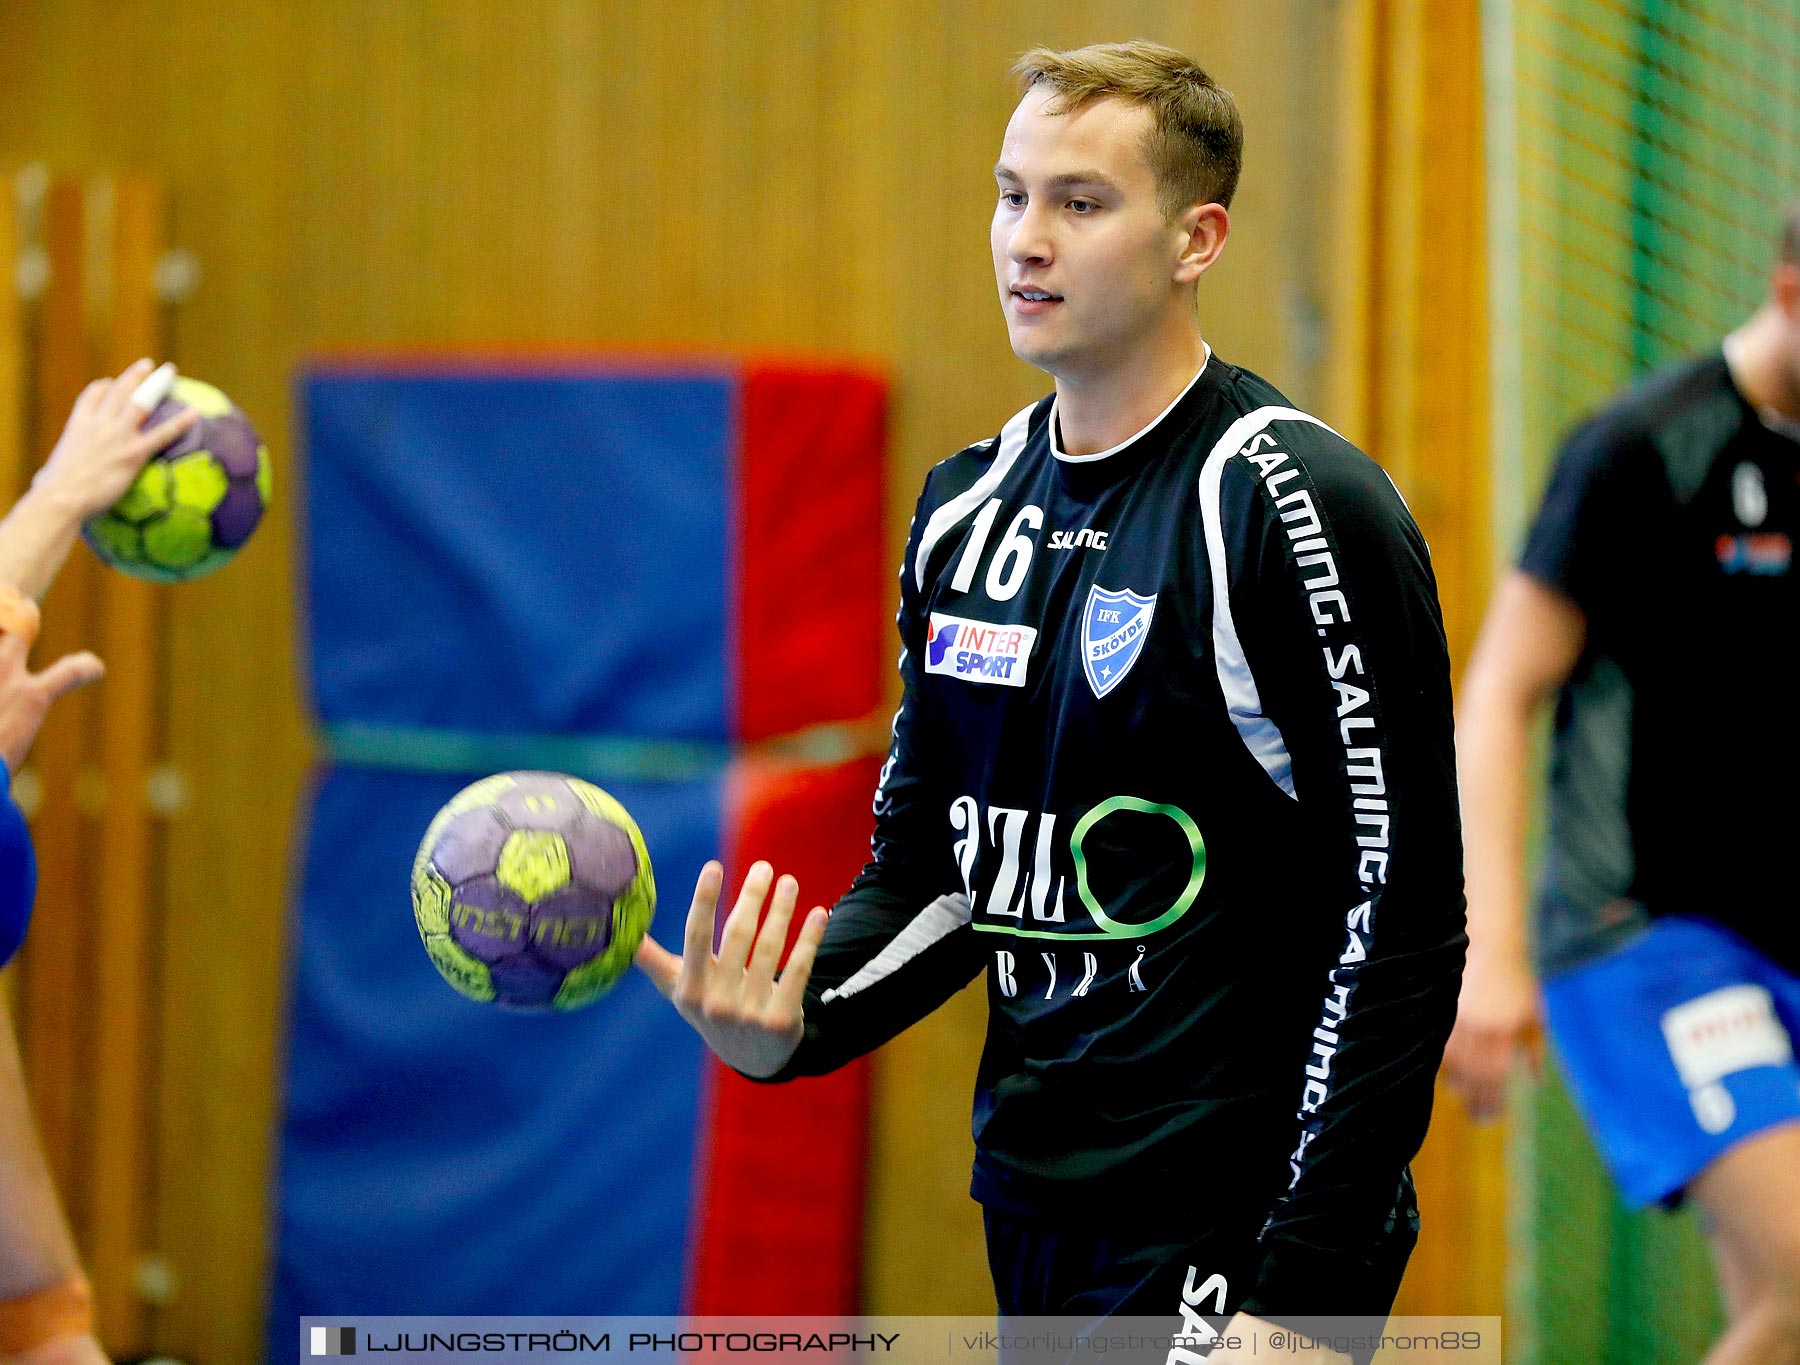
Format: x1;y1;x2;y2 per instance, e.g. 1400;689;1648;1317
1012;40;1243;217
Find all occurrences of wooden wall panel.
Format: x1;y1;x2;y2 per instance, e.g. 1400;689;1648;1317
0;3;1357;1358
1324;0;1507;1323
89;176;169;1356
0;184;21;497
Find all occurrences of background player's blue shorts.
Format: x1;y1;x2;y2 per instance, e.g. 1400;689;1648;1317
1544;914;1800;1208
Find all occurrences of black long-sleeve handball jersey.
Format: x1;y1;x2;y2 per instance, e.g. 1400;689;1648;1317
768;353;1467;1313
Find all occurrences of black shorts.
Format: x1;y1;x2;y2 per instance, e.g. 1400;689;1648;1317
983;1202;1266;1321
982;1190;1417;1365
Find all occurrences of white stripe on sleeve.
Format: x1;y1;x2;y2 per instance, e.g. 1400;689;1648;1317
1197;405;1342;800
819;893;973;1004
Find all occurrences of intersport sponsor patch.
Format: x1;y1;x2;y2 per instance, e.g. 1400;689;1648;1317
925;613;1037;688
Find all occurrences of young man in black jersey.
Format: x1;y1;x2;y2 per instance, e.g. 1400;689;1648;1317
638;41;1466;1359
1447;213;1800;1363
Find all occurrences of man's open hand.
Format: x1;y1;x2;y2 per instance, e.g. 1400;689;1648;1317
635;860;828;1078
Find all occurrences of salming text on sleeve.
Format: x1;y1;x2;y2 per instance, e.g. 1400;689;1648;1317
1219;416;1466;1314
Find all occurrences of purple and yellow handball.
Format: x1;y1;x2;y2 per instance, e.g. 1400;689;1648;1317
83;376;270;582
411;772;656;1011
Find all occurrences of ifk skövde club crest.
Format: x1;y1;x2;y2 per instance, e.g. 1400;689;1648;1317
1082;584;1157;699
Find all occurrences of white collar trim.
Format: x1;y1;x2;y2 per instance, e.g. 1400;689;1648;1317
1050;345;1212;464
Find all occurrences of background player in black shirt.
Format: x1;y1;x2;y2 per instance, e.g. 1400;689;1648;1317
1448;211;1800;1363
639;41;1466;1359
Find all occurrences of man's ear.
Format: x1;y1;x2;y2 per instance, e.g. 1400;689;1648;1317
1174;202;1229;286
1774;262;1800;320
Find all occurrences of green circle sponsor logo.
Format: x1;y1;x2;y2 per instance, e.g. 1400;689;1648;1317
1069;796;1206;938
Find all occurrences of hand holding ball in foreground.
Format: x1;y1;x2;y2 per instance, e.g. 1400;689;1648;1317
411;772;656;1011
83;375;271;582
